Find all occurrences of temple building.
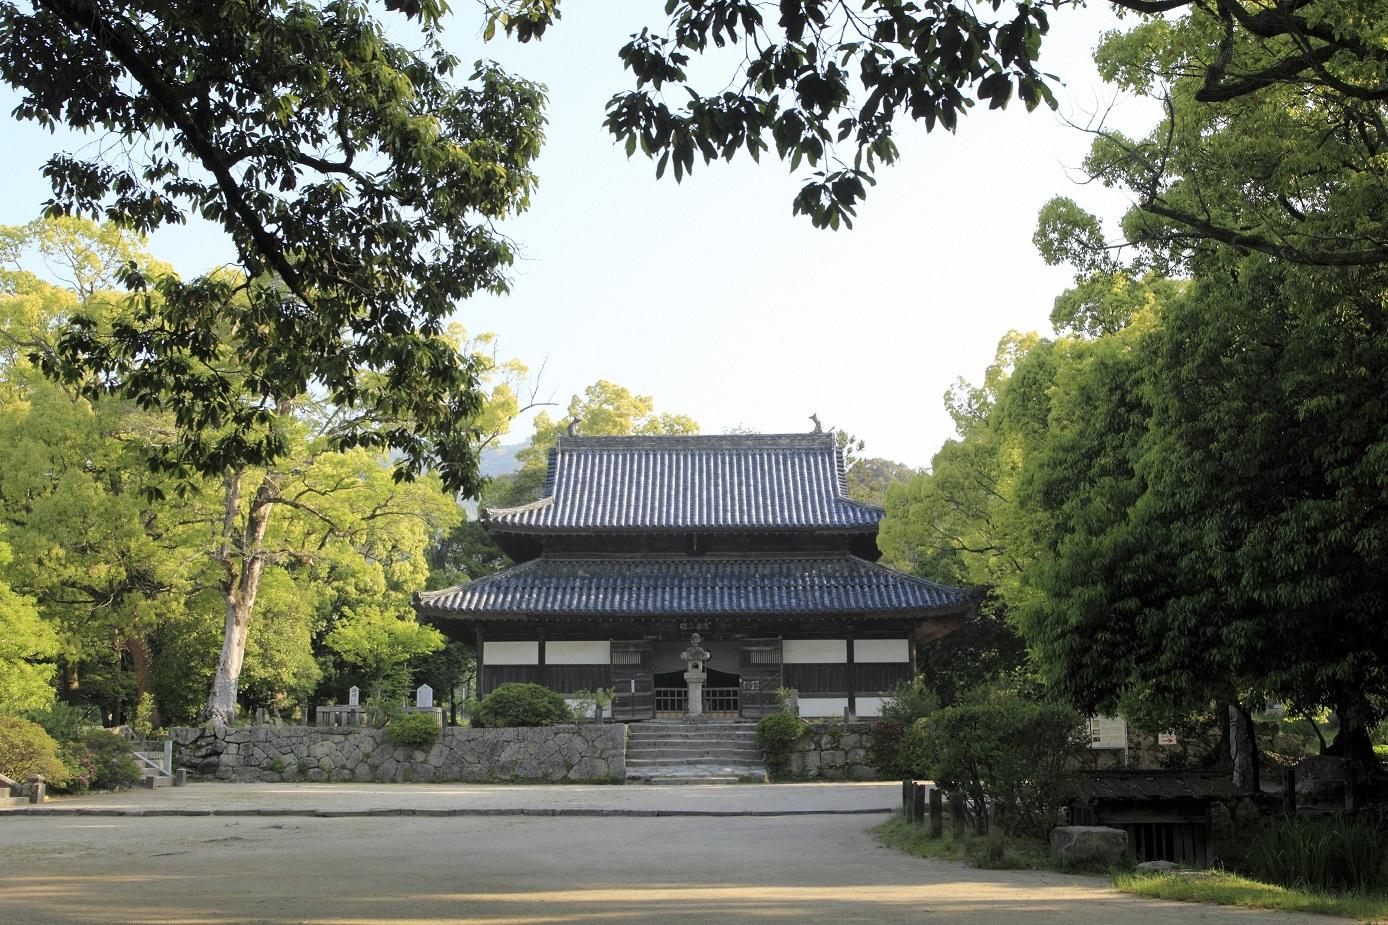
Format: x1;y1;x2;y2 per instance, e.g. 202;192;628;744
413;431;975;721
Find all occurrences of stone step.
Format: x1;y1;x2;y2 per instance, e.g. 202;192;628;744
631;776;744;785
141;774;173;788
626;758;765;769
627;744;766;755
627;736;759;747
0;795;29;809
627;731;759;741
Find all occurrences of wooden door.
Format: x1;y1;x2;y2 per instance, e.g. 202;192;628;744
610;640;654;721
739;638;783;719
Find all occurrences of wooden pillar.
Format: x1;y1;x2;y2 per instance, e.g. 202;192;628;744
537;626;547;688
1282;768;1297;816
474;627;486;697
902;780;915;821
911;782;927;825
845;626;856;717
929;787;943;838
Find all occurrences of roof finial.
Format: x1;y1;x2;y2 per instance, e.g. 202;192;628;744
809;413;822;434
567;417;581;438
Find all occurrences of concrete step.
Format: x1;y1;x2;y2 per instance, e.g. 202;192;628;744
141;774;173;788
0;795;29;809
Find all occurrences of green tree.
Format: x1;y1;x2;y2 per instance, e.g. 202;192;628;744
324;604;444;704
3;0;546;496
0;541;58;715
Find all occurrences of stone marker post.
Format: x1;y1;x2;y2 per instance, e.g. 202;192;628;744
987;801;1005;862
26;774;45;804
348;686;360;706
950;792;966;839
416;684;434;708
1282;768;1297;816
929;787;943;838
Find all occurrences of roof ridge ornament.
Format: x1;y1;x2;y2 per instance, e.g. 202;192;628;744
567;417;581;438
810;412;822;433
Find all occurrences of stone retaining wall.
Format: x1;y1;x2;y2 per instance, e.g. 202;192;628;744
786;722;879;780
172;724;627;784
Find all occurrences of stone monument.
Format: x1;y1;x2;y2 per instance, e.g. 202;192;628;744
681;633;711;724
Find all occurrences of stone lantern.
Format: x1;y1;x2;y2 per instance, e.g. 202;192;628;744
681;633;711;723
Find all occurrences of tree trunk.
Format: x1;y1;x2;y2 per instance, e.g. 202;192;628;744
124;634;161;728
1326;693;1378;770
1229;703;1260;793
204;467;279;726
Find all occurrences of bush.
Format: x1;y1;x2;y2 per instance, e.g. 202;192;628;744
0;716;70;785
387;712;441;749
76;730;143;791
756;711;807;775
1250;816;1387;894
869;679;938;778
906;693;1088;839
476;683;572;727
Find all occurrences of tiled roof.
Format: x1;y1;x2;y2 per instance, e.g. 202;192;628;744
413;555;973;618
483;433;881;532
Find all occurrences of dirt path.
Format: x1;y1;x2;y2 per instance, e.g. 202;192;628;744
0;809;1343;924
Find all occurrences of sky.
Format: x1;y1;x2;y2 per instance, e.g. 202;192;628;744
0;4;1158;469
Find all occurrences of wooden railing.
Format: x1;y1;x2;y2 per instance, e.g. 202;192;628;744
654;687;740;717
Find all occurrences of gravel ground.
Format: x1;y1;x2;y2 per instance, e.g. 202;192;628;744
0;789;1346;924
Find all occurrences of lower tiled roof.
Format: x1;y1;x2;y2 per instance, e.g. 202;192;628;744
413;555;973;619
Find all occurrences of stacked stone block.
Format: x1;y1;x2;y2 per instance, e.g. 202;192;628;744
172;724;626;784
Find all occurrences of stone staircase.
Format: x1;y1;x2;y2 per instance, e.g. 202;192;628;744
132;744;175;788
625;722;767;784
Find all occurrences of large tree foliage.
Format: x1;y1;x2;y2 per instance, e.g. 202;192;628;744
0;541;58;715
484;0;1388;232
0;220;505;725
1;0;546;494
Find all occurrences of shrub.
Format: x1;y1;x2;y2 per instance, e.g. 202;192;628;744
906;693;1088;839
0;716;70;785
131;692;158;741
387;712;441;748
476;683;572;727
1250;816;1387;894
869;679;938;778
756;711;807;775
77;730;143;791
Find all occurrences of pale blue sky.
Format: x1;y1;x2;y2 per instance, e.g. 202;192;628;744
0;4;1155;468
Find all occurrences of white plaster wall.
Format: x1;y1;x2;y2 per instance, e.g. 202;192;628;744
798;697;850;717
782;639;848;664
854;696;886;718
547;641;610;665
483;640;539;665
564;698;600;720
854;639;910;663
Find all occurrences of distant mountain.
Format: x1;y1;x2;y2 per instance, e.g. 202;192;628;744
479;440;527;479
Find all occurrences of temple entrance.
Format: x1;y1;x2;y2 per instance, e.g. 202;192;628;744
739;638;783;719
653;666;740;719
610;640;654;720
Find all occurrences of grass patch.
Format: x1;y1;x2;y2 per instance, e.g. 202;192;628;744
1115;871;1388;923
872;815;1081;872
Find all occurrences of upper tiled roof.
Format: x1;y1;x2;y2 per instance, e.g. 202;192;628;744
413;555;973;619
483;433;881;532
